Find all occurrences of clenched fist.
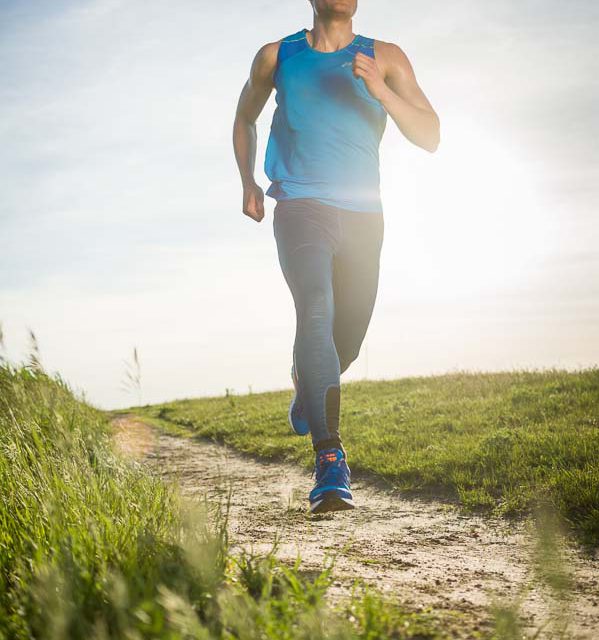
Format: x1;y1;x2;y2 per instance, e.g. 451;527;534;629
352;51;389;102
242;181;265;222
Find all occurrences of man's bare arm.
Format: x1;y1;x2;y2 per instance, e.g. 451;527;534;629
353;42;440;153
232;41;278;222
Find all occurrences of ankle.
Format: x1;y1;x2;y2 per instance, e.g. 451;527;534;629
313;437;346;458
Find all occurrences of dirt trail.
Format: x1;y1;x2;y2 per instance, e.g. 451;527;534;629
112;415;599;638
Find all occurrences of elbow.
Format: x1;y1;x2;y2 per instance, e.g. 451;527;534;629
421;134;439;154
234;109;257;129
425;116;441;153
426;136;440;153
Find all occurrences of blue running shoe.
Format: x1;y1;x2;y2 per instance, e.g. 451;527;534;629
288;363;310;436
309;448;355;514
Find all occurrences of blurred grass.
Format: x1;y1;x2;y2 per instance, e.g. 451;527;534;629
130;368;599;545
1;359;465;639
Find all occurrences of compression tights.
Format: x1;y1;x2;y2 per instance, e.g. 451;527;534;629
273;197;384;451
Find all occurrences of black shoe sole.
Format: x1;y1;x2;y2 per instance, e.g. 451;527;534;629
310;493;355;514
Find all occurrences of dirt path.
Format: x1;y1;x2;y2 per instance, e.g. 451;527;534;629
112;415;599;638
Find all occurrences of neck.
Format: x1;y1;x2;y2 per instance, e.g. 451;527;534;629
307;18;354;52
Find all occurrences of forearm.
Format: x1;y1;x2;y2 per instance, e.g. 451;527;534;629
379;85;440;153
233;115;258;186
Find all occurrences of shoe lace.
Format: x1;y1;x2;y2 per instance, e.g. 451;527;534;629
313;456;348;487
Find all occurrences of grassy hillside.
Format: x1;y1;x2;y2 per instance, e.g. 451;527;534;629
1;361;464;639
132;368;599;544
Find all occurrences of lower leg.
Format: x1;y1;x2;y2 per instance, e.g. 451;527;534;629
292;285;343;450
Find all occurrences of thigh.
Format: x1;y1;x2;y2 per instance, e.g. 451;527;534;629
273;200;339;306
332;213;384;351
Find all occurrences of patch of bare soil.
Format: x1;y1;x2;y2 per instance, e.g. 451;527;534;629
111;415;599;638
112;415;157;460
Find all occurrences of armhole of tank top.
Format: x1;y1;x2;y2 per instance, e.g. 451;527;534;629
272;40;283;86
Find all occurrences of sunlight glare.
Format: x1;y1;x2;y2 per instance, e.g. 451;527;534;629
381;117;557;300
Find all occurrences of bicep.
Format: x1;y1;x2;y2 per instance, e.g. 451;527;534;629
235;43;278;123
383;44;436;113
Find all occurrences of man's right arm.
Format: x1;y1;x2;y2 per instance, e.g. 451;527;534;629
233;41;279;222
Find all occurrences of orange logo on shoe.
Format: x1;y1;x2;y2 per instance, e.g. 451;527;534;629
319;452;338;465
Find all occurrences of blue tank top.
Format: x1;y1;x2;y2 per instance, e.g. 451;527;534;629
264;28;387;213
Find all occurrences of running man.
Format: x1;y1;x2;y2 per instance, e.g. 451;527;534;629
233;0;440;514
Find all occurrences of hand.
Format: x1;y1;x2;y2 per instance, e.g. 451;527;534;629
242;181;265;222
352;52;389;102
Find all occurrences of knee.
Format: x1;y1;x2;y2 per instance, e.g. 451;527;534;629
297;286;334;328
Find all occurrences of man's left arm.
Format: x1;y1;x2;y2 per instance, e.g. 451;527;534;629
353;42;440;153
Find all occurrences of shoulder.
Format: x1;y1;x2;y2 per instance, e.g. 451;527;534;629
253;40;282;73
253;29;307;67
251;28;308;85
250;39;282;87
372;39;414;79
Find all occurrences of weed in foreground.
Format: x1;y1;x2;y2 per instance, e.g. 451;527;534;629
488;499;576;639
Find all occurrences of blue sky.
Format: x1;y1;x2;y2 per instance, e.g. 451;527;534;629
1;0;597;409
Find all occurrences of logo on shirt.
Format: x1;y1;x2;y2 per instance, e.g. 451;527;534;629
341;61;352;67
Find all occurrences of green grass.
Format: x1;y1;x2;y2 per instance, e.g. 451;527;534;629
131;368;599;545
1;360;472;639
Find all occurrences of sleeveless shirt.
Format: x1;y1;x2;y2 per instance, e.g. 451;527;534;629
264;28;388;214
